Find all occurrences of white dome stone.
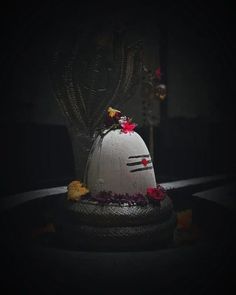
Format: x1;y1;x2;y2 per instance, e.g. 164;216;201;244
85;129;156;195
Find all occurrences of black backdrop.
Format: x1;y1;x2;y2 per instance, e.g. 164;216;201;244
1;1;235;195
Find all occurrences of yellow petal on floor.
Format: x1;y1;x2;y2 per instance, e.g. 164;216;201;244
176;209;192;230
44;223;56;233
32;223;56;239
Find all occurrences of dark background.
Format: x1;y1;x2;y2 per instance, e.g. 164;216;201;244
1;1;236;196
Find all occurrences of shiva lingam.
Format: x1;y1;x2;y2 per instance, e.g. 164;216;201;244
61;107;176;250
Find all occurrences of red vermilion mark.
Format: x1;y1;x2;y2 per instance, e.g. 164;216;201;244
141;158;148;166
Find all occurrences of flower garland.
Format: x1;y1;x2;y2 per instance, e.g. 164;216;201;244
67;180;166;206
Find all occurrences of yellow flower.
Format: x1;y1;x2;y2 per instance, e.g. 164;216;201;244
107;106;121;118
67;180;89;201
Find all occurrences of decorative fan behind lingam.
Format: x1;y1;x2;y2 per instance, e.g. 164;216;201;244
49;29;143;178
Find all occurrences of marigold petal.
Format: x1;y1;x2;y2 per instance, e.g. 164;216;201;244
177;209;192;230
108;107;121;118
67;180;89;201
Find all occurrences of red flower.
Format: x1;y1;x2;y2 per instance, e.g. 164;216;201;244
121;121;137;133
147;185;166;201
155;67;162;80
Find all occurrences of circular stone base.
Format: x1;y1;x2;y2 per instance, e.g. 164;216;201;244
56;195;176;250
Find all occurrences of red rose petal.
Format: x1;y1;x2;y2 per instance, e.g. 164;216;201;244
146;186;166;201
121;121;137;133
